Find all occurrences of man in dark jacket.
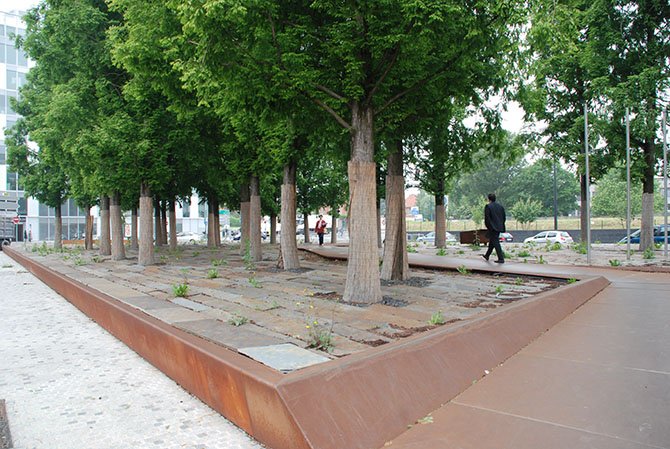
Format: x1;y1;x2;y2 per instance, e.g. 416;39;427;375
483;193;506;263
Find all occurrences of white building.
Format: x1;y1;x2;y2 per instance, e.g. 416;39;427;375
1;9;205;242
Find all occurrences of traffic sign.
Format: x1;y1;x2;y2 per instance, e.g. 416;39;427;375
13;216;20;224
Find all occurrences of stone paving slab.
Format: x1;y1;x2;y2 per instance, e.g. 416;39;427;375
238;344;331;372
142;306;205;324
177;319;287;350
170;296;212;312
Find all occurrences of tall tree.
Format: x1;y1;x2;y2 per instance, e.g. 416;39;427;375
175;0;525;303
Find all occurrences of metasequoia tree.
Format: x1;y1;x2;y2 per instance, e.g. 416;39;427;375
174;0;524;303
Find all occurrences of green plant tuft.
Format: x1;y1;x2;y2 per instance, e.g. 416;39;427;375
172;283;188;297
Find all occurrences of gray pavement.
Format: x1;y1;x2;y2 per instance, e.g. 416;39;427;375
0;252;263;449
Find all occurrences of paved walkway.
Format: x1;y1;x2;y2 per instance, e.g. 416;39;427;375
0;252;263;449
373;255;670;448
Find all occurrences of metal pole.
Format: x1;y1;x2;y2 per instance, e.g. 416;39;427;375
553;158;558;230
584;104;591;264
663;106;668;259
626;107;631;261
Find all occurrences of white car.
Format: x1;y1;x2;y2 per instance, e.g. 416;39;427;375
524;231;574;244
176;231;205;244
416;231;457;243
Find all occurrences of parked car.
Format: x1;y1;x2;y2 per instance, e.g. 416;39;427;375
499;232;514;242
233;231;269;241
416;231;457;243
176;231;205;244
618;225;669;244
524;231;574;244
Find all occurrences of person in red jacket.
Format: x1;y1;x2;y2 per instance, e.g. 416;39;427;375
315;214;327;246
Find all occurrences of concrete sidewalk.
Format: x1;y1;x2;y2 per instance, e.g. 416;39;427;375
377;258;670;448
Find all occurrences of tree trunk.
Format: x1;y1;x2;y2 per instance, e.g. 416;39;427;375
131;207;138;250
250;174;262;262
435;179;446;248
343;101;382;304
279;161;300;269
169;199;177;251
240;183;250;255
377;198;382;249
85;205;93;250
154;198;163;246
214;198;221;246
331;215;337;244
579;174;589;244
139;182;154;265
640;137;655;251
381;143;409;281
207;198;216;248
270;213;277;244
303;212;311;244
160;201;168;245
100;195;111;255
110;190;125;261
54;203;63;250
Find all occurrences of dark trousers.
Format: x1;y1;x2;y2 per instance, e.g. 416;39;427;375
485;231;504;261
317;232;324;245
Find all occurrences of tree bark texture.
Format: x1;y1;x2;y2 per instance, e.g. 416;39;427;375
207;198;216;248
139;182;154;265
110;191;126;261
240;183;250;256
344;161;382;303
250;175;262;262
100;195;111;255
381;146;409;281
377;199;382;249
85;205;93;250
435;187;446;248
169;200;177;252
303;212;310;244
279;161;300;269
331;215;337;244
344;102;382;304
214;198;221;246
131;207;138;250
54;204;63;250
154;198;163;246
640;137;656;251
160;202;168;245
270;213;277;244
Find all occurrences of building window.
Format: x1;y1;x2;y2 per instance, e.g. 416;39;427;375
198;202;207;218
0;144;5;164
0;93;5;114
7;70;18;90
0;42;4;63
18;197;27;215
182;199;190;217
5;44;17;65
6;172;18;191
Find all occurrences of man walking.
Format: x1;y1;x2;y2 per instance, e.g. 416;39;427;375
483;193;506;263
315;214;327;246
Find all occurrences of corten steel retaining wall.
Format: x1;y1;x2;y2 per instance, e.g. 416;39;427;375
5;246;609;449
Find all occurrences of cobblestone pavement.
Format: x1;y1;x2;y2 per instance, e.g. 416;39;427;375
0;252;264;449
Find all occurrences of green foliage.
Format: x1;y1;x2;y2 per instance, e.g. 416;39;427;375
407;244;417;253
243;238;255;270
211;258;227;266
456;265;470;274
207;268;218;279
228;313;248;327
536;255;547;264
306;320;334;353
248;272;262;288
591;169;665;224
172;283;188;297
510;197;543;229
567;278;577;284
549;242;562;251
515;277;522;286
573;242;588;255
427;310;446;325
609;259;621;267
643;247;655;260
518;250;531;257
436;248;447;256
495;285;504;295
